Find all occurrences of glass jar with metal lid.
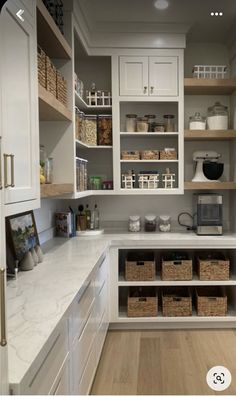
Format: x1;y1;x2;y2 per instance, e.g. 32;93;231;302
145;114;156;132
189;112;206;130
137;117;149;132
163;114;175;132
145;215;157;232
128;215;141;232
126;114;137;132
207;101;228;130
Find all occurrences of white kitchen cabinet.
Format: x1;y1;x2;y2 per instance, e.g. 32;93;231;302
0;0;39;214
119;55;178;96
50;357;70;395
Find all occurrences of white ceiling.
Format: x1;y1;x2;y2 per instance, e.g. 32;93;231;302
77;0;236;43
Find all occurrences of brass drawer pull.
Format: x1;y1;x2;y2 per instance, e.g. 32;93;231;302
4;153;15;188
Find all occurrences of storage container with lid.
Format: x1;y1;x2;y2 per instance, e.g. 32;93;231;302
137;117;149;132
163;114;175;132
189;112;206;130
98;115;112;145
128;215;141;232
126;114;137;132
207;101;228;130
159;215;171;232
84;114;97;145
145;215;157;232
145;114;156;132
153;122;165;132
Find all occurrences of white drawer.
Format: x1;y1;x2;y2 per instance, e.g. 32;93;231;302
96;310;108;364
22;319;68;395
71;280;94;341
72;307;97;389
78;344;96;396
96;281;108;326
95;256;107;295
50;355;70;395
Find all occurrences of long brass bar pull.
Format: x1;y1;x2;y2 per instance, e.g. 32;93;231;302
0;268;7;347
0;138;2;190
4;154;11;188
10;154;15;187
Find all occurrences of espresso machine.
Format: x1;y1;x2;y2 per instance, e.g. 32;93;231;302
194;193;223;235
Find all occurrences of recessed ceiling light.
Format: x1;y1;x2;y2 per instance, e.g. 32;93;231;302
154;0;169;10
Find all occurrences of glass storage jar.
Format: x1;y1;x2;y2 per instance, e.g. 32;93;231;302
145;215;157;232
84;115;97;145
189;112;206;130
126;114;137;132
128;215;141;232
163;114;175;132
137;117;149;132
207;101;228;130
45;157;53;184
159;215;171;232
98;115;112;145
153;122;165;132
145;114;156;132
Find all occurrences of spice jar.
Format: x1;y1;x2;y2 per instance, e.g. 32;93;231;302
128;216;141;232
163;114;175;132
207;101;228;130
145;215;156;232
137;117;149;132
145;114;156;132
126;114;137;132
153;122;165;132
189;112;206;130
159;215;171;232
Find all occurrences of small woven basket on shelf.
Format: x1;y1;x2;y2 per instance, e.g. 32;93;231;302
37;46;46;88
46;55;57;97
196;286;227;316
125;252;155;281
162;253;192;281
56;71;67;106
127;287;158;317
162;287;192;317
197;253;230;281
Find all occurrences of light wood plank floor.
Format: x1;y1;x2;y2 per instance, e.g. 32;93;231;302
91;329;236;395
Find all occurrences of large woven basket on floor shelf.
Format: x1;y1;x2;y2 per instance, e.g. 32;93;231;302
196;286;227;316
128;287;158;317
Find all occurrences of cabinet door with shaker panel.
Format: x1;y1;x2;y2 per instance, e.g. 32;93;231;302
0;0;39;215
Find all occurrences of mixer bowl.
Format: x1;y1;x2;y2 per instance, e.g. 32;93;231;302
203;162;224;180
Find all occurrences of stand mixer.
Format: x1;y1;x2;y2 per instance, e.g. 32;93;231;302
192;151;224;182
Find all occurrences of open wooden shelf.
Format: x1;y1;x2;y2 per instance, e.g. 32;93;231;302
120;160;178;163
75;92;112;113
37;0;72;59
76;140;112;149
120;132;178;137
185;130;236;141
38;85;72;121
41;183;74;198
185;182;236;190
184;78;236;95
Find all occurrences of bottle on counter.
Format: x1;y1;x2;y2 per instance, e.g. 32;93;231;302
77;205;87;231
90;204;100;230
85;204;91;229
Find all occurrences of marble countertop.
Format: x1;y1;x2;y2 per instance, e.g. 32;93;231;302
6;231;236;385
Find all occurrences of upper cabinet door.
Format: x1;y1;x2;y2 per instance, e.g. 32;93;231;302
0;0;39;205
149;56;178;96
120;56;149;96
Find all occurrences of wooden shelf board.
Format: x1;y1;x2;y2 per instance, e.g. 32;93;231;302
118;274;236;286
185;130;236;141
37;0;72;59
38;85;72;121
119;188;180;195
184;182;236;190
184;78;236;95
76;140;112;149
120;160;178;163
120;132;178;137
41;183;74;198
75;92;112;113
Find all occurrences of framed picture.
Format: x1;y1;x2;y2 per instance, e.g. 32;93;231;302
6;211;39;261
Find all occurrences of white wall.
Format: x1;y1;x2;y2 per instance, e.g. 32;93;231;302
34;199;65;244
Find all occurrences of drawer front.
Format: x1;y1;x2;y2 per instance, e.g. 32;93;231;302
95;256;107;295
72;280;94;341
96;281;108;326
96;310;109;364
23;319;68;395
72;307;97;389
78;345;96;396
50;356;70;395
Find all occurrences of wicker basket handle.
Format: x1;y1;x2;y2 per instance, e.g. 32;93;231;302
137;261;144;266
207;297;217;300
210;261;220;265
173;261;182;265
173;297;182;302
139;297;147;302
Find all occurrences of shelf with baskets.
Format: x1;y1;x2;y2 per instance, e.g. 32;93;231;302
38;84;72;121
118;274;236;286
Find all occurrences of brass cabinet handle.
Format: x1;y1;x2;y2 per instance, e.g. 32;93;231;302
4;153;15;188
0;268;7;347
0;139;2;190
144;86;147;93
150;86;154;94
10;154;15;187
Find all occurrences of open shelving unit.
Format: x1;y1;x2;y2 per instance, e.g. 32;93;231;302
38;85;72;121
76;140;112;149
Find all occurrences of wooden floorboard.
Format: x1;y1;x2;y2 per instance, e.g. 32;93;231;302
91;329;236;395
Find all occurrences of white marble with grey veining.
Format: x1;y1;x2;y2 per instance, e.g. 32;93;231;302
7;231;236;386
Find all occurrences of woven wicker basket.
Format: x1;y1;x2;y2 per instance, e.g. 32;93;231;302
128;287;158;317
162;253;192;281
196;287;227;316
141;150;159;160
121;151;140;160
125;252;155;281
197;254;230;281
56;71;67;106
46;56;57;97
160;149;177;160
162;287;192;317
37;46;46;88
